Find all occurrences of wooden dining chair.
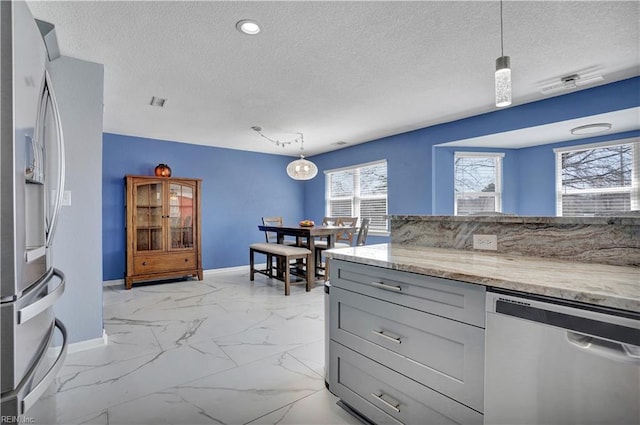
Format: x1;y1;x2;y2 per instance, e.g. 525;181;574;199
335;217;358;246
322;216;339;226
314;216;359;280
355;217;371;246
262;216;299;244
261;216;297;277
262;216;282;242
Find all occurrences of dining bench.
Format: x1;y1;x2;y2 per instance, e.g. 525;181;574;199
249;243;312;295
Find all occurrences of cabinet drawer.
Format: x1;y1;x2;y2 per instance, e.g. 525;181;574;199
330;260;486;327
133;253;197;275
330;287;484;412
330;341;483;425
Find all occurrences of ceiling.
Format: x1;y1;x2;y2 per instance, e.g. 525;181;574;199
437;107;640;149
27;1;640;157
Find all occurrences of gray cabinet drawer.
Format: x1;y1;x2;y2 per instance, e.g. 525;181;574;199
330;260;486;327
330;341;483;425
331;287;485;412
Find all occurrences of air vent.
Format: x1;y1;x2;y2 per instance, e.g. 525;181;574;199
541;73;604;95
150;96;167;107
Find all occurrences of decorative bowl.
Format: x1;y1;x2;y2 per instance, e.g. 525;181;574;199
299;220;315;227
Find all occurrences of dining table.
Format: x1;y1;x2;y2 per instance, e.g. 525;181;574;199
257;223;358;282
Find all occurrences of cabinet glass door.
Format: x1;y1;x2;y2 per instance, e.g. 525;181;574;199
135;182;164;251
168;183;194;250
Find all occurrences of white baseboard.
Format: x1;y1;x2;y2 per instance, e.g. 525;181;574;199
203;264;259;275
103;278;124;287
103;265;258;286
67;329;108;354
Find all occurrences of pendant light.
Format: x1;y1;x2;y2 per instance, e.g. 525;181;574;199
286;133;318;180
495;0;511;107
251;126;318;180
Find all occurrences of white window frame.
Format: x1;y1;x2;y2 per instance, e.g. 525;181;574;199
454;152;504;216
554;138;640;216
325;159;389;236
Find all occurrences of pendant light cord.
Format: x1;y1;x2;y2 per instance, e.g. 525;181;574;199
500;0;504;56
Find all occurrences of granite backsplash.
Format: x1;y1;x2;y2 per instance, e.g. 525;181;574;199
390;215;640;267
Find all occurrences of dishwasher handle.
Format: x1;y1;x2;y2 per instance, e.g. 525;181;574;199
490;292;640;347
566;331;640;365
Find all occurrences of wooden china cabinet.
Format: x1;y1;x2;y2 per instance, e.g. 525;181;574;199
125;175;203;289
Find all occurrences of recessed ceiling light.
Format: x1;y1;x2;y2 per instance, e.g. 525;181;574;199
570;123;612;135
236;19;261;35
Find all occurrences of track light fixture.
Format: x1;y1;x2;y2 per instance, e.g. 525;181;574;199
251;126;318;180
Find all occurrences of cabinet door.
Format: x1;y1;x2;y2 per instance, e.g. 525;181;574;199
133;180;164;252
168;181;196;251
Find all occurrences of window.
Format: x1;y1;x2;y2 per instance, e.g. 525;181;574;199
325;160;388;234
555;139;639;216
454;152;504;215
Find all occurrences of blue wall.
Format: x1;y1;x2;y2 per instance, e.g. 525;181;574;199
431;131;640;216
102;133;303;281
302;130;434;246
302;77;639;224
516;130;640;216
432;147;519;215
102;78;639;278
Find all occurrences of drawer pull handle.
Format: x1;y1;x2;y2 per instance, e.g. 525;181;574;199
370;393;401;413
372;330;402;344
142;262;147;266
369;281;402;292
184;258;189;262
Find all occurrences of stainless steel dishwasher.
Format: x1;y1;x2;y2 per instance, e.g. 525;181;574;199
485;290;640;425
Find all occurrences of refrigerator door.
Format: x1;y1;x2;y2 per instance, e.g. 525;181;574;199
0;318;67;418
0;0;49;300
0;269;65;393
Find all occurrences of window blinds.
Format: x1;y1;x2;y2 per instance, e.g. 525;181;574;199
326;160;388;234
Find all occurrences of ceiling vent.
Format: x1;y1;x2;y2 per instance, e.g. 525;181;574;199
150;96;167;107
541;73;604;95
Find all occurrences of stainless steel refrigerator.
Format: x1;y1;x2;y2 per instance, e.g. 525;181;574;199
1;0;68;418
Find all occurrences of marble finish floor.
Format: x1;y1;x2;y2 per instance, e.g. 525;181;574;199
44;269;362;425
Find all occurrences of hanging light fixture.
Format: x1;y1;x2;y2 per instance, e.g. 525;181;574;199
495;0;511;107
286;134;318;180
251;126;318;180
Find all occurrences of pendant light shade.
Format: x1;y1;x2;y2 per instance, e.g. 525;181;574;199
286;155;318;180
495;56;511;107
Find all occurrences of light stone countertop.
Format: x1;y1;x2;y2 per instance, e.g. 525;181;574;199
326;244;640;313
389;214;640;225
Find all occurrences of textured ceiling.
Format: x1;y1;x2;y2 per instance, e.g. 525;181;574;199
27;1;640;157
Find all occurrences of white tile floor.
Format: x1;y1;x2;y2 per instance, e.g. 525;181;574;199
43;269;363;425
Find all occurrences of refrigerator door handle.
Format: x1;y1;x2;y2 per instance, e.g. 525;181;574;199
44;69;65;247
31;75;46;184
17;268;65;324
21;319;68;414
